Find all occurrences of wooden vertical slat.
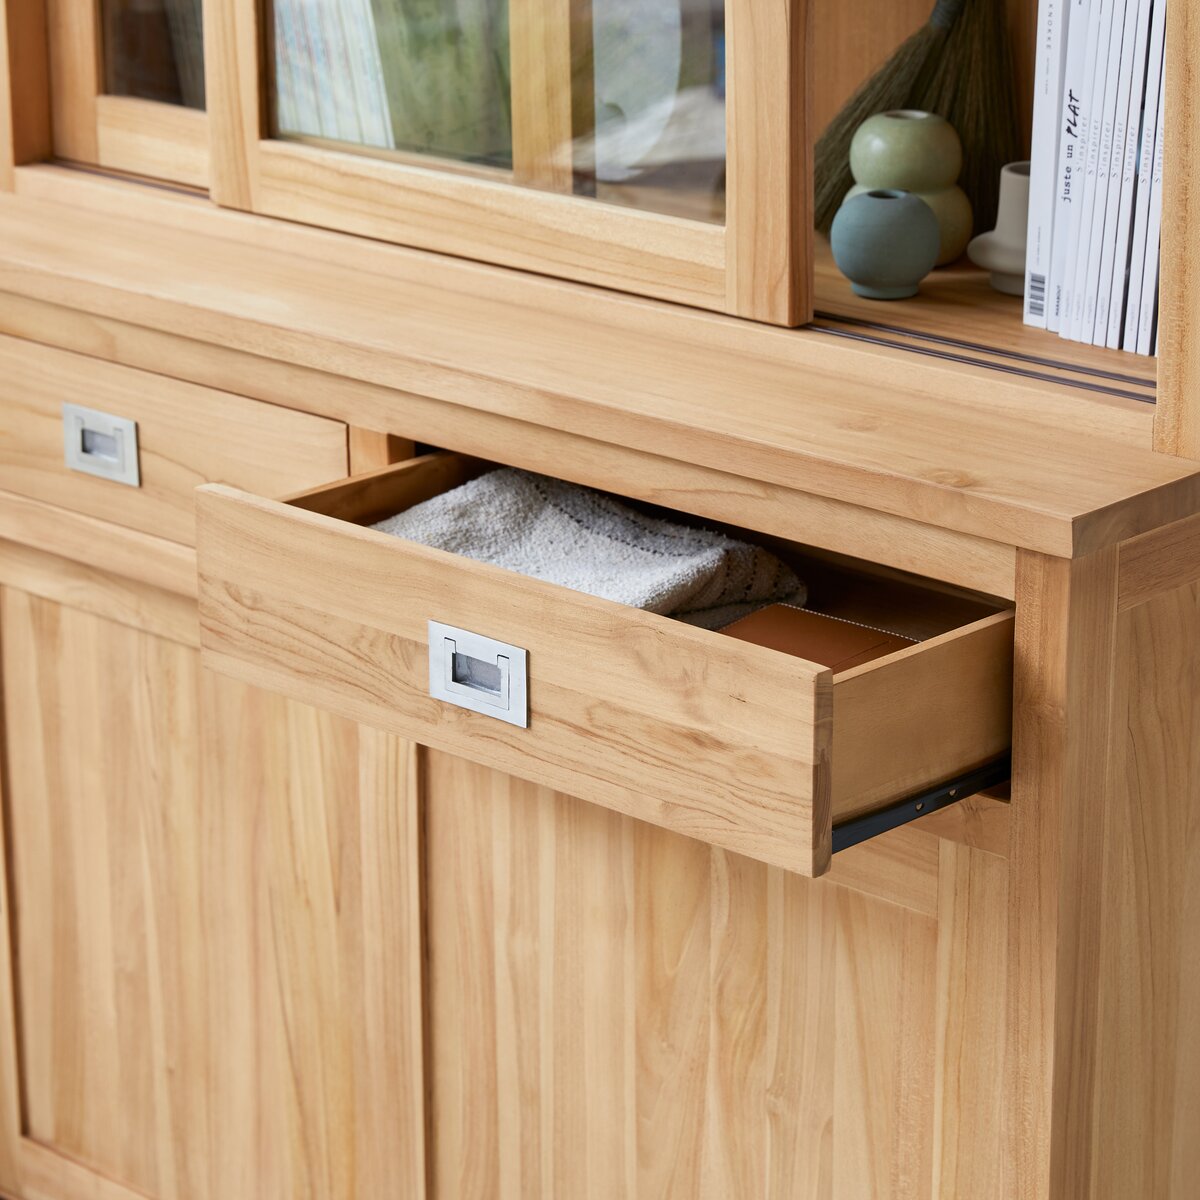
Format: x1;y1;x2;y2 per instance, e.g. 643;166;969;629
508;0;578;192
725;0;812;325
203;0;259;209
0;0;52;187
44;0;100;162
931;841;1008;1199
1006;548;1120;1200
1155;0;1198;457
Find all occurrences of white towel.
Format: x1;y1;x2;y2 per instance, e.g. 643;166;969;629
372;468;805;629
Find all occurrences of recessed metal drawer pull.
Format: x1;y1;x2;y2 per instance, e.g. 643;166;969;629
62;403;141;487
428;621;529;728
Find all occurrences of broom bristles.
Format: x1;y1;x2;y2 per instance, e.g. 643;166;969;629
814;0;1021;241
914;0;1021;234
814;22;953;234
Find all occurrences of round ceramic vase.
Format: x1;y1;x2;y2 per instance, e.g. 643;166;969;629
849;111;973;265
830;189;941;300
967;161;1032;295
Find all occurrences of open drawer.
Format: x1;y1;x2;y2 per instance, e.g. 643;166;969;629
195;453;1014;876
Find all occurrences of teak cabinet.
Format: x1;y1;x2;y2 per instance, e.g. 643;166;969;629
2;2;1200;1199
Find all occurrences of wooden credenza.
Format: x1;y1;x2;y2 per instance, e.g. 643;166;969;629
2;1;1200;1196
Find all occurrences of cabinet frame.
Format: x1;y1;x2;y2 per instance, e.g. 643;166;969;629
206;0;811;323
38;0;209;188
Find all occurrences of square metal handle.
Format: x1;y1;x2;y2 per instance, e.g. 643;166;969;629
63;403;141;487
428;621;528;728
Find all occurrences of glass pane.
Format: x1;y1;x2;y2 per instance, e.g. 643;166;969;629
268;0;725;222
101;0;206;109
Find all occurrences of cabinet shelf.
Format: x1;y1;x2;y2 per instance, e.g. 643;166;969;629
812;240;1157;405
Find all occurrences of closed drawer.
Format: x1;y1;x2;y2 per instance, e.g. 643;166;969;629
0;335;348;545
196;453;1014;876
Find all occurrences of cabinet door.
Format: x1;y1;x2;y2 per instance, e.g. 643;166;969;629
43;0;208;186
207;0;809;322
0;573;425;1200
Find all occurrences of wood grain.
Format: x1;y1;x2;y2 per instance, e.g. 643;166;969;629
831;611;1014;819
44;0;98;163
0;287;1021;598
509;0;576;192
203;692;427;1200
726;0;811;323
0;488;198;597
0;334;348;545
196;480;835;875
1155;0;1200;457
94;95;209;189
3;588;210;1198
1119;509;1200;610
932;841;1008;1198
0;0;51;187
0;179;1192;555
424;750;837;1199
203;0;259;209
1006;548;1119;1200
0;539;198;647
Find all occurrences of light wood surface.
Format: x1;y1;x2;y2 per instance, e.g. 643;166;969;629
1006;549;1119;1200
0;579;428;1200
423;749;1010;1200
0;0;51;187
0;538;198;647
2;179;1195;557
44;0;98;163
203;697;427;1200
725;0;811;324
814;241;1158;403
1157;0;1200;457
508;0;576;192
1118;509;1200;611
2;588;210;1198
0;488;198;597
196;453;1014;873
831;611;1014;820
196;476;836;875
0;334;348;544
94;96;209;190
931;841;1008;1198
0;287;1022;599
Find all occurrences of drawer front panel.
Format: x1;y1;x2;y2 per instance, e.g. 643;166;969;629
195;454;1014;876
0;336;348;544
196;482;834;876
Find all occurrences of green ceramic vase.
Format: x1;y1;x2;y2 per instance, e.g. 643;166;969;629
848;111;973;266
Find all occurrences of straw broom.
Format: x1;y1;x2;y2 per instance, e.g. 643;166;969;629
814;0;1020;238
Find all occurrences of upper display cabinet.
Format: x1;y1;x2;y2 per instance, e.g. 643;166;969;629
206;0;808;322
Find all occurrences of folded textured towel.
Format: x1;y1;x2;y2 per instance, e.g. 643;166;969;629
371;468;805;629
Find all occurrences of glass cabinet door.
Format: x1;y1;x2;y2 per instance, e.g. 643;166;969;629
268;0;725;224
45;0;209;187
211;0;808;323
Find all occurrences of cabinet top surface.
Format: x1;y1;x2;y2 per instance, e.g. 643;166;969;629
0;173;1196;560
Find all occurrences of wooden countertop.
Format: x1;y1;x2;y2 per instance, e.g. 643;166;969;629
0;166;1197;559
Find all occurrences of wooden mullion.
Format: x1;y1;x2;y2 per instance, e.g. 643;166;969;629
508;0;579;193
0;0;52;187
725;0;812;325
45;0;101;162
203;0;260;209
1155;0;1199;457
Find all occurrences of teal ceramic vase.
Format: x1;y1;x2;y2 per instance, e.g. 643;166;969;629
848;111;973;265
830;189;941;300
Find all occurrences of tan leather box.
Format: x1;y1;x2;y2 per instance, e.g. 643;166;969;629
721;604;916;672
